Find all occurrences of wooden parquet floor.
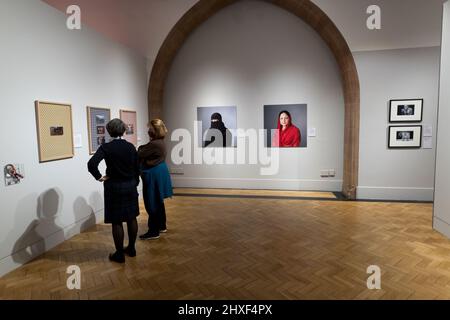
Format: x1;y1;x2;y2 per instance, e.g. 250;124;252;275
173;188;337;199
1;192;449;300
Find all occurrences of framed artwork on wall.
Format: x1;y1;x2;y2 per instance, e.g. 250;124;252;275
197;106;237;148
388;125;422;149
87;106;111;154
264;104;307;148
120;109;137;146
4;163;24;186
35;101;74;162
389;99;423;123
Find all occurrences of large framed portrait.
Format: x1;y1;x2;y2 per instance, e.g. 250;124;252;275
35;101;74;162
87;106;111;154
388;126;422;148
264;104;307;148
120;109;137;146
389;99;423;123
197;106;237;148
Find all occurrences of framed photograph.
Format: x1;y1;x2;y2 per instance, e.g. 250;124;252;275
35;101;74;162
4;164;25;186
97;126;105;134
264;104;307;148
388;126;422;148
87;106;111;154
197;106;237;148
389;99;423;123
50;126;64;136
120;109;137;146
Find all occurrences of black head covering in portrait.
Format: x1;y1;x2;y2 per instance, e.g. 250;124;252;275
204;112;232;147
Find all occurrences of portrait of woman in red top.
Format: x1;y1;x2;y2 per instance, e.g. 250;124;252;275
272;110;301;147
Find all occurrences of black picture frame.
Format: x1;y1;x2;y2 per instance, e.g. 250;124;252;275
389;99;423;123
388;125;422;149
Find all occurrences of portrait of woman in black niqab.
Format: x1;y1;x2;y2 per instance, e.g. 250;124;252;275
204;113;232;147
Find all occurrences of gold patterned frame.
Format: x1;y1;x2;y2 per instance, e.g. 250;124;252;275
120;109;137;146
87;106;111;155
35;101;74;163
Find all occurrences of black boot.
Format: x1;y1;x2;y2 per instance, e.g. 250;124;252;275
109;251;125;263
124;246;136;257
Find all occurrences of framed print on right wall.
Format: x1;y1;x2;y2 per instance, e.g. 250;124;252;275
389;99;423;123
388;125;422;149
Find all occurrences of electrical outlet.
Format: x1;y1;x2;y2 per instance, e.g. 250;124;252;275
320;170;329;177
170;167;184;175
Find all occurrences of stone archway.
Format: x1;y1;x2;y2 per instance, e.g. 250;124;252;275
148;0;360;199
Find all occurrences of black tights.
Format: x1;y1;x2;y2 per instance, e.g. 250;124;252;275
112;218;138;253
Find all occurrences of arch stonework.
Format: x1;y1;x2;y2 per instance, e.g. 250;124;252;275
148;0;360;199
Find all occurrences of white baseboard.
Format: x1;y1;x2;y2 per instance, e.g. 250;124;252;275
357;186;434;201
0;209;103;278
433;216;450;240
171;176;343;192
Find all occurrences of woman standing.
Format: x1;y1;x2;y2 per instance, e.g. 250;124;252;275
272;110;301;148
88;119;140;263
138;119;173;240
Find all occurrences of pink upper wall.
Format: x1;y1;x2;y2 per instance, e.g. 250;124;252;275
42;0;197;59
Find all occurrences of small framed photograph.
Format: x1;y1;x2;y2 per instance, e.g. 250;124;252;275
4;163;25;186
388;126;422;148
120;109;137;146
87;106;111;154
97;126;105;134
389;99;423;122
50;126;64;136
95;115;106;124
96;136;106;145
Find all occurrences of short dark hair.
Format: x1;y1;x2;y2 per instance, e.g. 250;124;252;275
106;118;126;138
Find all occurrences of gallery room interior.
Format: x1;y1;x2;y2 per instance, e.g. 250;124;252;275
1;0;450;300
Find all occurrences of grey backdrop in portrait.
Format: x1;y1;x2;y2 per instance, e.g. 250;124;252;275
197;106;237;147
264;104;307;148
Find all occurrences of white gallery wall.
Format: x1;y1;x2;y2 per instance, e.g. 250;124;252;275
162;0;441;200
356;47;440;201
164;0;345;191
434;1;450;237
0;0;148;277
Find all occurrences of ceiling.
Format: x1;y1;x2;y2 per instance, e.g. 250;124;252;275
42;0;446;60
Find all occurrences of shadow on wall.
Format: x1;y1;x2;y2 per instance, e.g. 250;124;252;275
44;192;107;263
69;191;103;238
73;196;96;235
11;188;63;264
89;191;103;218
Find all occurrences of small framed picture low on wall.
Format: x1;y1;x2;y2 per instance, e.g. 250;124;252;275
388;125;422;149
389;99;423;123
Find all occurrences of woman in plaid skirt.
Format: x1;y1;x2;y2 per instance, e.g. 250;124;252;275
88;118;140;263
